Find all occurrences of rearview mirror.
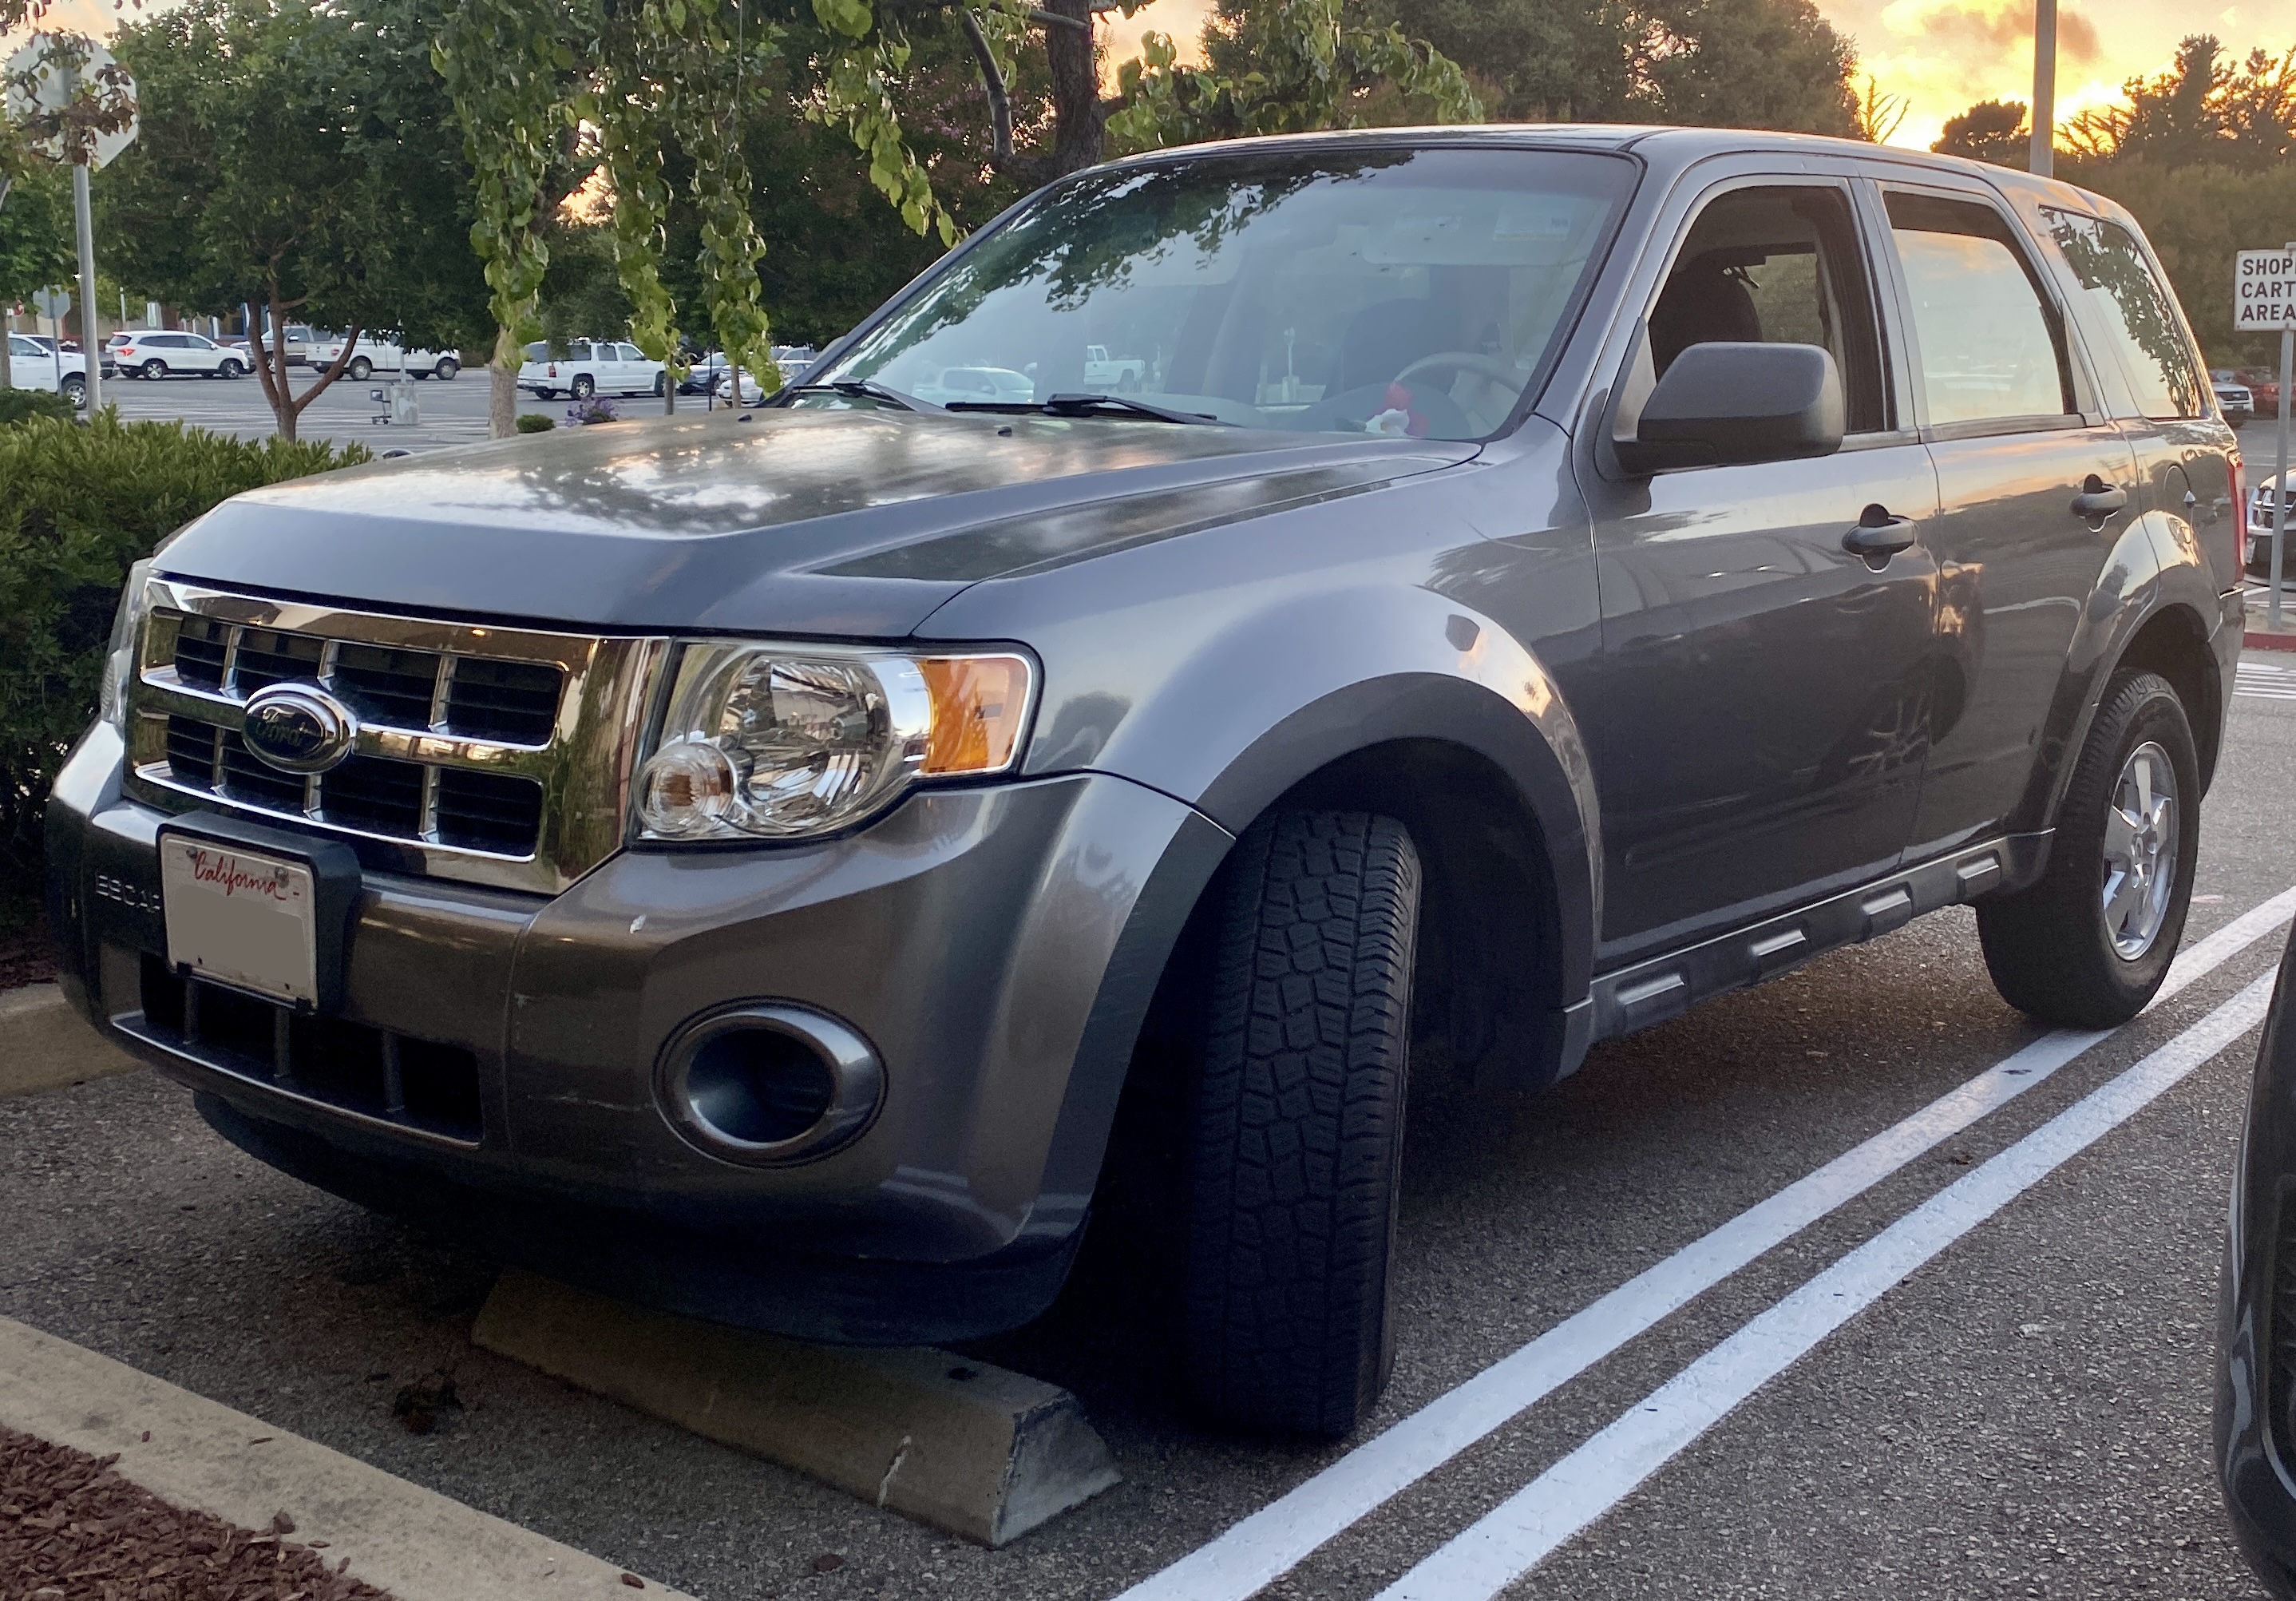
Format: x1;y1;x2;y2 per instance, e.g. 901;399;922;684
1615;342;1844;475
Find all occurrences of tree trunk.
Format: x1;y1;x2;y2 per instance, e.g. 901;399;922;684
1043;0;1106;176
490;326;519;437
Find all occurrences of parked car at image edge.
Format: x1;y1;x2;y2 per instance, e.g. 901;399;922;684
517;339;667;400
17;331;116;381
7;331;89;406
47;127;2244;1440
109;329;248;380
2220;933;2296;1599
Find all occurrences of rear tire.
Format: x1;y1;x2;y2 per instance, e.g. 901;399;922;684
1184;810;1419;1437
437;358;459;381
348;357;372;380
1977;668;2199;1027
140;359;166;381
571;374;596;400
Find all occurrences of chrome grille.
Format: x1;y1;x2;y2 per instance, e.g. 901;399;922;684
125;578;667;895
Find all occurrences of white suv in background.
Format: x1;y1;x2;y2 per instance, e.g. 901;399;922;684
8;332;87;406
306;333;461;382
517;339;667;400
112;330;246;380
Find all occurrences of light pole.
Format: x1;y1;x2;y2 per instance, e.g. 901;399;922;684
2029;0;2057;178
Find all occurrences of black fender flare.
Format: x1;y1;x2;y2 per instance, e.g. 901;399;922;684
2021;509;2229;829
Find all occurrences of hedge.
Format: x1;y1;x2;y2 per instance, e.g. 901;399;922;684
2;411;369;904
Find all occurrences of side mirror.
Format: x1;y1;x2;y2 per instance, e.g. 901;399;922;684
1615;341;1845;475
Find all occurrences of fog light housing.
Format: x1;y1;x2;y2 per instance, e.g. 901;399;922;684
657;1005;882;1164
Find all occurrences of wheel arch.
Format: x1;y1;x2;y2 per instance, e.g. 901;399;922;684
2024;519;2230;829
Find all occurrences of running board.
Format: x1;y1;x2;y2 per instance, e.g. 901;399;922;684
1583;834;2052;1045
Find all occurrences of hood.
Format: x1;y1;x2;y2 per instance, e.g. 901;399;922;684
158;408;1476;638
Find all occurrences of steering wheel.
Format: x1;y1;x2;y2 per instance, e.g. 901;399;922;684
1391;351;1518;391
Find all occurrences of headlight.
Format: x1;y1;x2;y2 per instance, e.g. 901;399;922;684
98;558;156;735
635;643;1035;842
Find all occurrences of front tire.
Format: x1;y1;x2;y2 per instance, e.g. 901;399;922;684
1977;668;2199;1027
61;374;85;407
218;358;243;378
1184;810;1419;1437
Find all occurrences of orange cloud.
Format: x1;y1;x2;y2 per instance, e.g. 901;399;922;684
1914;0;2100;66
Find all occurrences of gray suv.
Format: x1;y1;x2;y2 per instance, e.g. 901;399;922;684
46;127;2244;1437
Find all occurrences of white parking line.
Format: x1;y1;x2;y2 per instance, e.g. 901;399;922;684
2237;660;2296;699
1115;886;2296;1601
1378;968;2278;1600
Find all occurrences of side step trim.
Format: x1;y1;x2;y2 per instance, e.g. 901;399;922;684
1585;833;2049;1044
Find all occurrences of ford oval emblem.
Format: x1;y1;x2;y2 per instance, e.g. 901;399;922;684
241;683;358;774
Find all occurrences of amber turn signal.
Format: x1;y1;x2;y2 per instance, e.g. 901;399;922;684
920;655;1033;775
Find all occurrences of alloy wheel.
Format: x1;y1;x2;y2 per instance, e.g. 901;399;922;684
2102;740;2179;961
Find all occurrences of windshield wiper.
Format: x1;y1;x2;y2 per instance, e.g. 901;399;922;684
782;378;944;413
1039;392;1230;426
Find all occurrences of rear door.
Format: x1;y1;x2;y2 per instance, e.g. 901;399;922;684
1874;181;2140;856
2033;207;2237;592
1576;174;1944;958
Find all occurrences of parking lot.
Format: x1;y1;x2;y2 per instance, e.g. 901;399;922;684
5;649;2295;1599
10;378;2296;1599
88;362;699;454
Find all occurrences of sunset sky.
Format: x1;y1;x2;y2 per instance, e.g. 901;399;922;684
21;0;2293;155
1102;0;2293;153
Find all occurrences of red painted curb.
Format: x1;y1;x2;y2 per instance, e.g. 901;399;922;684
2246;631;2296;653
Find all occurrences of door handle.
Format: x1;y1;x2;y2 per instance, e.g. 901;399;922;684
1843;505;1917;557
2072;476;2128;518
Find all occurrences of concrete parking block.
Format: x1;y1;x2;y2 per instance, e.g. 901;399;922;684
473;1269;1121;1547
0;982;142;1099
0;1314;686;1600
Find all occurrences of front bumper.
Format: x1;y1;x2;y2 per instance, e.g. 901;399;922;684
45;723;1233;1341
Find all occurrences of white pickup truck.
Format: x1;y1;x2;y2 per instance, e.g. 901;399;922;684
1083;343;1145;391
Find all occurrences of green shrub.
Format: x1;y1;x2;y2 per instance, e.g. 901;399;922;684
1;410;370;898
0;389;77;426
515;412;556;433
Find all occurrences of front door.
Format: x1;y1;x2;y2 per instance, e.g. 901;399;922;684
1579;179;1943;960
1875;184;2142;857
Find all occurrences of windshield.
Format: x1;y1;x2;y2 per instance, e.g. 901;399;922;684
811;146;1633;441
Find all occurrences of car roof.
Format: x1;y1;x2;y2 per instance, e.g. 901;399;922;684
1105;123;2128;221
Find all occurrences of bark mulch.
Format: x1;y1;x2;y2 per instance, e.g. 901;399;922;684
1;1424;394;1601
0;908;56;991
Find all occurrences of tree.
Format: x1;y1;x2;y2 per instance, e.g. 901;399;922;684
1934;99;2029;165
1362;0;1636;123
0;155;75;323
1361;0;1863;135
1110;0;1482;150
1629;0;1858;137
99;0;489;440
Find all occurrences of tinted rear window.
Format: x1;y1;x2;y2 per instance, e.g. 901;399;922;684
2042;210;2203;421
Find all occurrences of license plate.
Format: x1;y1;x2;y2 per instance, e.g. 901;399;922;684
159;836;319;1006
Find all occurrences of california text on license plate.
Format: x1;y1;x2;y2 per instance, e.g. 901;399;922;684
159;837;319;1006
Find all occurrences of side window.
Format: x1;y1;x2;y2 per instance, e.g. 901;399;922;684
568;341;594;361
620;343;644;363
2041;210;2203;420
1884;191;2073;427
1648;184;1889;434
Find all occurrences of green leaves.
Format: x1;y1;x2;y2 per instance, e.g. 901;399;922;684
0;409;366;892
1110;0;1483;155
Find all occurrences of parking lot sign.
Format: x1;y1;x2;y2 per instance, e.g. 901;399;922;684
2239;249;2296;331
